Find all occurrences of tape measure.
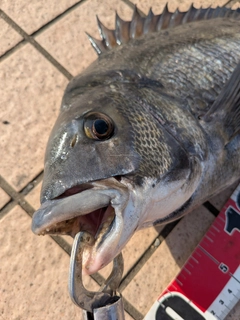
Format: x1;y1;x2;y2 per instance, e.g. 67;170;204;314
145;183;240;320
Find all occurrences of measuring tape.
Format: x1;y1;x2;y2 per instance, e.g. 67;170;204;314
144;183;240;320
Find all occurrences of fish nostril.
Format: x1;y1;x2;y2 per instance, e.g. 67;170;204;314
70;134;78;148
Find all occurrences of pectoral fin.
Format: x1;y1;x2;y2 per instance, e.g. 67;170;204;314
202;62;240;145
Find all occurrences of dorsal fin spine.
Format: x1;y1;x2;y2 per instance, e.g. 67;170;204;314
115;12;130;45
96;16;117;49
88;4;240;56
86;32;106;55
156;4;168;31
143;8;155;34
130;6;145;39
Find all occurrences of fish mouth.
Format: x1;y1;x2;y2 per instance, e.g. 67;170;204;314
31;178;129;274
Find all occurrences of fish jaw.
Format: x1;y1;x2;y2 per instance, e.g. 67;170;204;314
31;178;140;274
32;158;199;274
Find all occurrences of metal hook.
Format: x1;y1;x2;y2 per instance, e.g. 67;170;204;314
68;231;124;312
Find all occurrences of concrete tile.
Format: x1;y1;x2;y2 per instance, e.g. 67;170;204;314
0;205;99;319
0;187;11;209
209;180;240;211
99;227;160;280
0;0;80;35
36;0;134;76
0;17;23;57
123;206;214;315
0;43;68;191
133;0;231;14
25;181;42;210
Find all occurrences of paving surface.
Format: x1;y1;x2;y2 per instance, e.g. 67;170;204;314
0;0;240;319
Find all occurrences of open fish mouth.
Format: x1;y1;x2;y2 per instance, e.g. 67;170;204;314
31;178;129;274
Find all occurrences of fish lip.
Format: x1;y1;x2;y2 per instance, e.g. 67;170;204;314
32;190;108;234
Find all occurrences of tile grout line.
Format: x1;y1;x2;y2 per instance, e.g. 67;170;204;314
119;220;180;293
203;201;220;217
122;297;144;320
0;199;16;219
0;9;73;80
20;171;44;195
30;0;89;38
0;39;26;63
0;171;44;217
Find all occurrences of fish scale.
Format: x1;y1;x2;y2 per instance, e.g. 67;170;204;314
149;37;240;103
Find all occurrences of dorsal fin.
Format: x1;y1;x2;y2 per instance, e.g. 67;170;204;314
87;4;240;56
202;62;240;145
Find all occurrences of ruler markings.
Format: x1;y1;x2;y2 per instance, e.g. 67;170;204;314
175;279;183;286
195;250;202;258
205;235;214;242
212;225;220;232
190;255;199;264
208;230;216;237
183;267;191;275
218;215;225;223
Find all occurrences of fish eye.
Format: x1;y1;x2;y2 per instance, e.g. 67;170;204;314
84;113;114;140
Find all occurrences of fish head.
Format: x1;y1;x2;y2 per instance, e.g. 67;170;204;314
41;86;139;203
32;71;199;274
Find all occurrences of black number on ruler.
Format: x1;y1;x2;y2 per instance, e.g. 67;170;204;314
219;300;224;305
225;206;240;235
219;263;229;273
210;310;216;315
228;289;232;294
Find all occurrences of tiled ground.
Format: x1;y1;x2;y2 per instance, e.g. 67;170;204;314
0;0;239;319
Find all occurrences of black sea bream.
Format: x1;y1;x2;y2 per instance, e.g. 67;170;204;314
32;5;240;274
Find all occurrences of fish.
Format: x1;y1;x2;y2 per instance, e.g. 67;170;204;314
32;5;240;275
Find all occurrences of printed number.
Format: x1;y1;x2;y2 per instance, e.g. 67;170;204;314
219;300;224;305
210;310;216;315
219;263;229;273
225;206;240;235
228;289;232;294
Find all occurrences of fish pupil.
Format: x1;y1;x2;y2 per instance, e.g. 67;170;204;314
94;119;109;135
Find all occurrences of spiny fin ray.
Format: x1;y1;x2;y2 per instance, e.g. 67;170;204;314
96;16;117;49
88;4;240;56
